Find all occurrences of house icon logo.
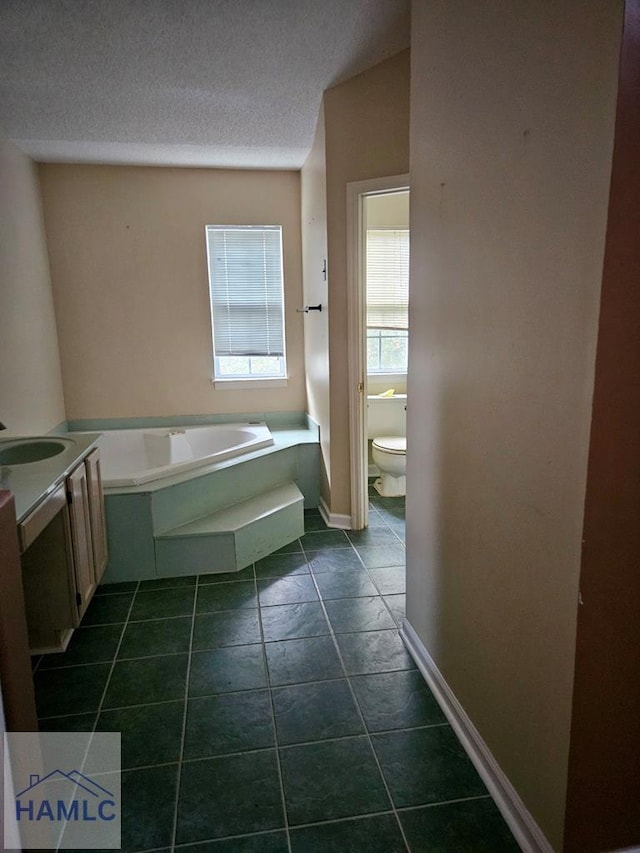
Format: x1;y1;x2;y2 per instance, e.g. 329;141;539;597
4;730;121;850
15;769;117;823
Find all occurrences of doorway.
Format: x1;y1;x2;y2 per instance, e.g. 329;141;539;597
346;174;410;529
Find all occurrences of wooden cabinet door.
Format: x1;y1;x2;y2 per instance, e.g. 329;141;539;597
67;464;96;622
85;448;108;582
20;483;77;649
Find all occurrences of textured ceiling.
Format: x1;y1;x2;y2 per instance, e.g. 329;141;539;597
0;0;410;168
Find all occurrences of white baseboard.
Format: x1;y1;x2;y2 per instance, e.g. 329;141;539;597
400;619;554;853
318;497;352;530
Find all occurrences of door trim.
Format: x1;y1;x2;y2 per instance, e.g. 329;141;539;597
346;173;410;529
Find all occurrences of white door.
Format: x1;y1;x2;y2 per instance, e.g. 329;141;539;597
346;175;410;528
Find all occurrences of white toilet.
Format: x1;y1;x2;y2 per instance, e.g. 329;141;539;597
367;394;407;497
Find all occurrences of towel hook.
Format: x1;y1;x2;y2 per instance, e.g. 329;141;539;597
296;304;322;313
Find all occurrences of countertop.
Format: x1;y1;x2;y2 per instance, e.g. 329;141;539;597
0;433;101;523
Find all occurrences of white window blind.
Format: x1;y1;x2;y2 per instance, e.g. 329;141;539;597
366;229;409;330
206;225;285;359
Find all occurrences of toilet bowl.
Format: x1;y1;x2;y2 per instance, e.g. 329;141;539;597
367;393;407;497
371;436;407;497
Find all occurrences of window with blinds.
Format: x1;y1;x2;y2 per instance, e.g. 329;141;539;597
205;225;287;380
366;229;409;374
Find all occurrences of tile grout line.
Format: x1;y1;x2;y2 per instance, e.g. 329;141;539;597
174;810;399;849
346;508;406;626
50;581;140;853
298;534;413;853
84;580;140;734
87;759;179;776
164;793;492;853
120;721;451;771
395;793;493;813
38;696;185;720
309;526;406;632
43;510;405;849
128;717;447;767
40;649;191;670
374;506;407;633
254;561;294;853
173;826;286;850
282;807;398;833
168;573;200;853
276;721;450;751
36;662;421;722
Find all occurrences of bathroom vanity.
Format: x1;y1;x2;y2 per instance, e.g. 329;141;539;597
0;434;107;653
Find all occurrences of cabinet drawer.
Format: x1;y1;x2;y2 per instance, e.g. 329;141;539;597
19;483;66;553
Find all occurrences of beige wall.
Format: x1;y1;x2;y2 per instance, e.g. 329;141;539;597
406;2;621;849
0;135;66;435
301;107;331;499
39;165;305;421
323;49;410;516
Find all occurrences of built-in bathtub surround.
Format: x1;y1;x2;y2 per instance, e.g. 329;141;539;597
85;415;320;583
67;409;314;434
98;423;274;487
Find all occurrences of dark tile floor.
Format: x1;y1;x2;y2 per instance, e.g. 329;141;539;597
32;492;519;852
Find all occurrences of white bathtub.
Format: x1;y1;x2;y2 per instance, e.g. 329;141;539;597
97;423;274;487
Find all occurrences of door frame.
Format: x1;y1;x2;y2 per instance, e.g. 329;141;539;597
346;173;410;529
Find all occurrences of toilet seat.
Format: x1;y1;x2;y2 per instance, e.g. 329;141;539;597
372;436;406;455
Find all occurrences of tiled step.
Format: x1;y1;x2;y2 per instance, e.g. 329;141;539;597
154;482;304;577
150;445;301;533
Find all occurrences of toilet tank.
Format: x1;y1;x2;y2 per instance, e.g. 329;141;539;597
367;394;407;438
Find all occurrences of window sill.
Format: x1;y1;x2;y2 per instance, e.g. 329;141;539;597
211;377;289;390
